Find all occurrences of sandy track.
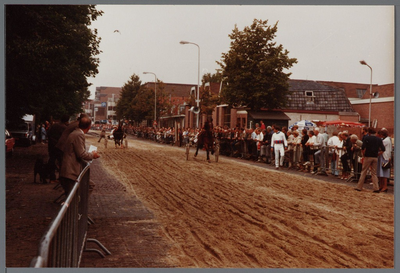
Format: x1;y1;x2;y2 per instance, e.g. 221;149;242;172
90;135;394;268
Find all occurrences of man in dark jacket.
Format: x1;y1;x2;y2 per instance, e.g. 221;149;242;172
47;115;70;182
355;128;385;192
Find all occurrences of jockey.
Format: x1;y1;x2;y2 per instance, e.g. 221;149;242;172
194;119;214;161
270;125;288;169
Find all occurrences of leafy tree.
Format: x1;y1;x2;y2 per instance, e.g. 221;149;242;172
116;74;171;125
200;73;222;117
201;72;223;85
116;74;142;121
217;19;297;111
6;5;102;123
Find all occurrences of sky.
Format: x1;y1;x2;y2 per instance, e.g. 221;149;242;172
87;5;394;99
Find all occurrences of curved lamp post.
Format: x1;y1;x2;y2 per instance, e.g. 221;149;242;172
180;40;200;128
143;72;157;127
359;60;373;127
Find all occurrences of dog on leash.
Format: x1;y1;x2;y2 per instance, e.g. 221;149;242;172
34;158;51;184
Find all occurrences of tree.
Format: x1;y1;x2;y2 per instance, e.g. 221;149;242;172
116;74;171;126
116;74;143;122
6;5;102;123
200;73;222;117
217;19;297;111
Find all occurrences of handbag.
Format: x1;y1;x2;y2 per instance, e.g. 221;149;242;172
382;160;391;169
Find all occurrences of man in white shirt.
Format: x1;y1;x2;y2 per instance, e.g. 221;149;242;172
327;131;341;176
270;125;288;169
313;127;327;174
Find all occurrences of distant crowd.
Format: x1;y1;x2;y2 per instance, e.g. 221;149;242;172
40;118;393;194
120;122;393;193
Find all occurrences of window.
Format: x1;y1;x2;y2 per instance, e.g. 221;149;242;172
304;91;315;103
356;89;367;99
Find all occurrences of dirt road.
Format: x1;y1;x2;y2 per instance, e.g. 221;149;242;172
90;135;394;268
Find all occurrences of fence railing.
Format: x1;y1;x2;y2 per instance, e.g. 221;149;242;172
30;161;100;267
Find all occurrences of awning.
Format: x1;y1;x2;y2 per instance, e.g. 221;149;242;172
248;111;291;121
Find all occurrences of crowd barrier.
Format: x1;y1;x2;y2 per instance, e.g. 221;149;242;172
30;162;110;268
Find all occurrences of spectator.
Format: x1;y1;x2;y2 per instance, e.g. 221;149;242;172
303;130;316;172
299;129;310;171
60;116;100;195
292;124;299;133
255;128;264;162
355;128;385;193
47;115;70;182
361;126;369;142
350;134;363;180
40;124;47;144
259;128;270;163
285;130;294;168
260;120;266;130
183;128;189;145
377;129;392;192
312;127;327;175
268;125;275;164
339;131;352;180
327;131;341;177
292;130;302;169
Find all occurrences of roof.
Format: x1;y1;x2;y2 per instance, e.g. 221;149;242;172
284;79;355;112
317;81;394;99
144;82;195;98
248;111;290;121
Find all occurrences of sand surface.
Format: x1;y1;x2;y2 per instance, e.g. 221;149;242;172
91;136;394;268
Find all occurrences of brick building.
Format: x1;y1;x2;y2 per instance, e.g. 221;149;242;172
93;86;121;124
317;81;394;135
143;82;195;128
214;79;358;130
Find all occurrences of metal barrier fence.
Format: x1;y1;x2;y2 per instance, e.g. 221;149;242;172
30;161;98;267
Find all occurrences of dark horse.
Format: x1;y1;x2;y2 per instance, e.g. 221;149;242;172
113;125;125;148
194;120;214;162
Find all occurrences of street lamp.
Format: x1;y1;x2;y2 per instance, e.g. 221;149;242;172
359;60;373;127
180;40;200;128
143;72;157;127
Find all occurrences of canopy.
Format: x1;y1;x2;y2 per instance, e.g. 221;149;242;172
321;119;365;128
289;120;316;131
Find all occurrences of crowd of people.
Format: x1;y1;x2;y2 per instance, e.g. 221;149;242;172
41;117;393;194
127;122;393;193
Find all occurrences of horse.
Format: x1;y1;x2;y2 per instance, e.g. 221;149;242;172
194;121;214;162
113;126;125;148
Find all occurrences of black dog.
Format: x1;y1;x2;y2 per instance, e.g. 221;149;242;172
34;158;51;184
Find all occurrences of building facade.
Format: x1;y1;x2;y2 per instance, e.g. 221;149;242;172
214;79;358;130
317;81;394;135
93;86;121;125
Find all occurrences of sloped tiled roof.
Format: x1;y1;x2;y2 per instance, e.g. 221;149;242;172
144;82;195;98
144;82;221;98
284;79;355;112
317;81;394;99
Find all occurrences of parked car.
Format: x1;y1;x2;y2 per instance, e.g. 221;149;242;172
5;129;15;157
7;115;36;146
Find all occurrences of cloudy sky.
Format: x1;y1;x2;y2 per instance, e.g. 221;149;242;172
87;4;394;99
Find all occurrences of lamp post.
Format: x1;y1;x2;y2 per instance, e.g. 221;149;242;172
360;60;373;127
180;40;200;128
143;72;157;127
